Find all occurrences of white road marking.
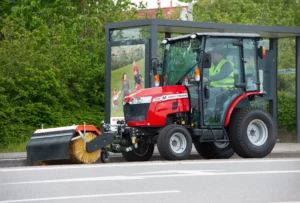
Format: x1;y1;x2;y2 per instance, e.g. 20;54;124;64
0;159;25;161
268;202;300;203
0;190;181;203
2;176;143;185
1;158;300;172
135;170;300;179
2;170;300;185
136;170;222;174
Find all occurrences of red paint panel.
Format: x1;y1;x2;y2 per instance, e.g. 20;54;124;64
224;92;263;127
127;98;189;127
124;85;188;103
147;98;190;126
127;121;149;126
125;86;190;127
76;125;101;135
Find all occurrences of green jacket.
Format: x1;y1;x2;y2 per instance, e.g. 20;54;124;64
209;59;234;88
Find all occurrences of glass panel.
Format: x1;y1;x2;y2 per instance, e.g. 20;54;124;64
110;26;150;41
163;38;201;86
156;32;167;77
243;39;258;91
110;43;146;125
277;38;296;142
203;37;240;125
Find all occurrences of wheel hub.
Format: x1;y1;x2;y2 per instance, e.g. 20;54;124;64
133;140;150;156
170;133;187;154
172;140;177;147
247;119;268;146
250;129;256;136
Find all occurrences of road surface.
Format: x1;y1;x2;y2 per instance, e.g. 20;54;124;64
1;158;300;203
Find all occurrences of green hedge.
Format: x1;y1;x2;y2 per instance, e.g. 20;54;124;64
278;91;296;133
0;105;104;150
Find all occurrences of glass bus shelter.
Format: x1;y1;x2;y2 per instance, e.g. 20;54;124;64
104;19;300;142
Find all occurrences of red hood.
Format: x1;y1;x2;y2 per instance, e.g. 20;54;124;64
124;86;187;103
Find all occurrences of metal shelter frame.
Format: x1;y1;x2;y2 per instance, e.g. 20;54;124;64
105;19;300;142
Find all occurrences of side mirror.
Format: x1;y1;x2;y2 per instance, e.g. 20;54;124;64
258;46;266;59
151;58;159;75
203;53;212;69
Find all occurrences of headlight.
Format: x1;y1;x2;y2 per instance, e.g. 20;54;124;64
129;96;152;104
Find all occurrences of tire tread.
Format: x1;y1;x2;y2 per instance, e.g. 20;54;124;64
157;124;192;160
227;107;276;158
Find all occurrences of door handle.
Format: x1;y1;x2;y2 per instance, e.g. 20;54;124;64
204;84;210;99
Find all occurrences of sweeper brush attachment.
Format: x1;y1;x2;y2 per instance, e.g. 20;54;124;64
69;132;101;164
26;124;116;165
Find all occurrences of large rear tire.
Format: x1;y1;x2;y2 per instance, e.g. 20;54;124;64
194;141;234;159
157;124;192;160
227;107;277;158
122;142;154;162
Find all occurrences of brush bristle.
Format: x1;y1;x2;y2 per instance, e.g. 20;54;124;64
69;132;101;164
38;132;101;165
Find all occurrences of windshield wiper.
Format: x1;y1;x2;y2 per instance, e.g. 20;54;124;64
175;62;198;85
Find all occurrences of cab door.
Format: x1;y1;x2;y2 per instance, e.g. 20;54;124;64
201;37;243;126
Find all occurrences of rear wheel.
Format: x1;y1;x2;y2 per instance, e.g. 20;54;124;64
157;124;192;160
194;141;235;159
227;107;277;158
122;140;154;162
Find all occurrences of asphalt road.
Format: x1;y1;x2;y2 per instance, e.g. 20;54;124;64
1;158;300;203
2;143;300;168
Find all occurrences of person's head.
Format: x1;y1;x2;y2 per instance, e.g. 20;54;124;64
113;88;116;93
211;46;225;62
122;73;127;80
133;60;136;65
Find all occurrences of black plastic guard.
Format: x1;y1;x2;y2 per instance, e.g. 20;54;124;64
86;132;116;153
26;126;77;162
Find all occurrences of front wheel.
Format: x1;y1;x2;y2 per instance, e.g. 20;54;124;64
157;124;192;160
122;141;154;162
194;141;235;159
227;107;277;158
101;150;110;163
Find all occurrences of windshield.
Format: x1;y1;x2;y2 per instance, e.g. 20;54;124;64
162;38;201;86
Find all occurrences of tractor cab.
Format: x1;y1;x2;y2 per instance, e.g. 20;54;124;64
154;33;266;127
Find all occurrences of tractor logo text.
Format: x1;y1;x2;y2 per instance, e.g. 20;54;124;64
152;93;188;102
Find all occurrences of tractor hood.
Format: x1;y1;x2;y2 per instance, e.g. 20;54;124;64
123;85;188;104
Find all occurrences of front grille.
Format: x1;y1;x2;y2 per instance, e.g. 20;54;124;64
124;103;150;122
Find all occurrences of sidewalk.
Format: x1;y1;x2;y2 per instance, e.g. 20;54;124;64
0;143;300;167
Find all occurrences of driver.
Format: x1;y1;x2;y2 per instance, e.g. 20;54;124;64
203;46;234;112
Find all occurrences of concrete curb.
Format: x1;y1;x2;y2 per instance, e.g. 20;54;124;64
1;143;300;167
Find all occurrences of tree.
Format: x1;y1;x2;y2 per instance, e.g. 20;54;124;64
0;0;147;150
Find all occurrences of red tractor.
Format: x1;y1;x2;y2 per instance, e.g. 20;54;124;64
27;32;277;163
